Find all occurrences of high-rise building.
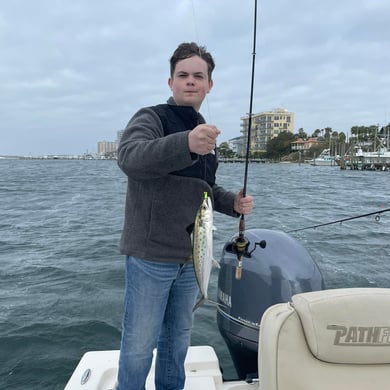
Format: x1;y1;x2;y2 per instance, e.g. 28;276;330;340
241;108;294;154
116;129;125;143
97;141;117;156
97;130;125;158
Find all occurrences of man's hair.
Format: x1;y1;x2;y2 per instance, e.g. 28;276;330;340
170;42;215;80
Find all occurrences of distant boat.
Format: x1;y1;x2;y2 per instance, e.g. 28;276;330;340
356;146;390;159
341;146;390;170
310;148;337;166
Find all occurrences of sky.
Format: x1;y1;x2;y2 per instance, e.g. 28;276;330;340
1;0;389;156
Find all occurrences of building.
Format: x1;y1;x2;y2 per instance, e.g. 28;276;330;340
240;108;294;154
97;130;125;158
291;137;319;152
226;136;245;157
116;129;125;143
97;141;117;156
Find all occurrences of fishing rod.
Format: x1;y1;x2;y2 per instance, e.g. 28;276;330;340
233;0;266;280
286;207;390;233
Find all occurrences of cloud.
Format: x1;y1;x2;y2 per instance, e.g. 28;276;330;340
0;0;389;155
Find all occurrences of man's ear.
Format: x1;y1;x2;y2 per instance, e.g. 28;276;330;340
207;79;214;93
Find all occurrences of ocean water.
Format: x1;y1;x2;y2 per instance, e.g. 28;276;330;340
0;159;389;389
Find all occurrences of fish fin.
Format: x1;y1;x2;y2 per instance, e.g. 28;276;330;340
212;258;220;269
186;223;195;235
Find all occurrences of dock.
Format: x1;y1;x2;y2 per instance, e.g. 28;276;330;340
219;158;268;163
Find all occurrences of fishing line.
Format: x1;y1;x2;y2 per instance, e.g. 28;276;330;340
189;0;214;184
286;207;390;233
190;0;213;123
190;0;201;44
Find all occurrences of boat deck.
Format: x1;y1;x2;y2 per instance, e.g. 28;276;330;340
64;346;257;390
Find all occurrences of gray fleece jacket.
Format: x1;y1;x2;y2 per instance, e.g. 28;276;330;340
117;97;238;264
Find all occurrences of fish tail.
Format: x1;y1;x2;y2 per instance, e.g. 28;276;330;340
193;296;229;311
193;296;206;312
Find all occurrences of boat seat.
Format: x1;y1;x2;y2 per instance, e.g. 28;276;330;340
258;288;390;390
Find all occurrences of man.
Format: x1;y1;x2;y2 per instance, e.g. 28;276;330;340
116;42;253;390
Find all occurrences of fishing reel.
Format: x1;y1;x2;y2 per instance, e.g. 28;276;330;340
225;235;266;259
225;234;266;280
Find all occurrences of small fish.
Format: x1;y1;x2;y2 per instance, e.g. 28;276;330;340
192;192;220;311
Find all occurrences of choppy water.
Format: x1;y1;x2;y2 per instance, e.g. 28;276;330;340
1;159;389;389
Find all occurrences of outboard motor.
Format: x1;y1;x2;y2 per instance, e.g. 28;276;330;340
217;228;324;380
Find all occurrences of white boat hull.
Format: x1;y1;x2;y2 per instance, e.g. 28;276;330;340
64;346;256;390
310;148;337;166
310;159;335;166
65;288;390;390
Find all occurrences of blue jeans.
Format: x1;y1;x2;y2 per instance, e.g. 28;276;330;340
117;256;199;390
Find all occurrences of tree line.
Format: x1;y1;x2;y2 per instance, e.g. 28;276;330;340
218;123;390;161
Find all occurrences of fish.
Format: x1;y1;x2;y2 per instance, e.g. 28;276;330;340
192;192;220;311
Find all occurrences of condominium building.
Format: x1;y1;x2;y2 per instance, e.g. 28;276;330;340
97;141;117;156
116;129;125;143
240;108;294;153
97;130;125;157
226;136;245;157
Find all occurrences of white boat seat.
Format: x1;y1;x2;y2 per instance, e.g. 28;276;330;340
258;288;390;390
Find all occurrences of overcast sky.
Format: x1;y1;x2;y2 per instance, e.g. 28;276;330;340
1;0;389;156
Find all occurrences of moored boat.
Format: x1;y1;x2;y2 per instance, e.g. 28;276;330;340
357;146;390;158
339;146;390;170
310;148;337;166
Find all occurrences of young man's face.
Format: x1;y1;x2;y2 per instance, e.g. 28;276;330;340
168;55;213;112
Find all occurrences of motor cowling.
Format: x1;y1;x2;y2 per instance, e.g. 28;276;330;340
217;228;324;380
